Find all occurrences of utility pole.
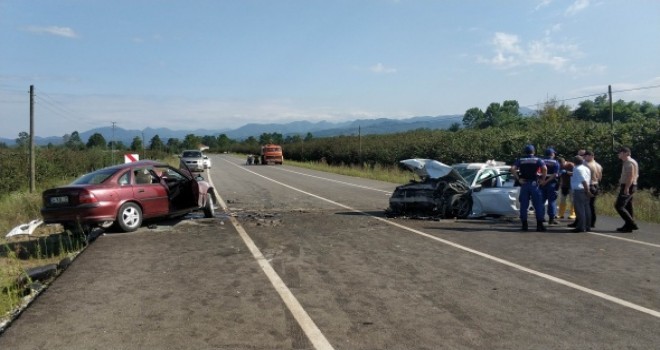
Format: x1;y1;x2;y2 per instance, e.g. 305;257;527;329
111;122;116;164
358;125;362;167
29;85;36;193
609;85;614;151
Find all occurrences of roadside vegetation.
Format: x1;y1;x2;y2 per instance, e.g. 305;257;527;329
0;95;658;320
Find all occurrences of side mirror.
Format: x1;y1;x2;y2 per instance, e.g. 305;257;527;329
471;184;483;192
203;156;208;159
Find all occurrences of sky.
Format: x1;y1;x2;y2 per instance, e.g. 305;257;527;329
1;0;659;139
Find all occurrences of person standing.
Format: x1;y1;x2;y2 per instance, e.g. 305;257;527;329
569;155;593;233
557;157;576;220
615;146;639;233
584;150;603;227
540;148;561;225
511;144;548;232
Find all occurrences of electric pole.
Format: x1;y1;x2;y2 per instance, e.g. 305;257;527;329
358;125;362;167
609;85;614;151
29;85;36;193
111;122;116;164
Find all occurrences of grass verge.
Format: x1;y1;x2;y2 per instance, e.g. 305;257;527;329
0;186;84;322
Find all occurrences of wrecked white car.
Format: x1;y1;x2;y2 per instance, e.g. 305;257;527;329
387;159;521;219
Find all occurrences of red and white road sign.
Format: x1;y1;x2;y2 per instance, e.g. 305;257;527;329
124;153;140;163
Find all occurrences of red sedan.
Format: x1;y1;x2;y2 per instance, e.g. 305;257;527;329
41;160;217;233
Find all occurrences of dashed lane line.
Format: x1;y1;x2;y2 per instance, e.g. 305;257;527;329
220;157;660;319
205;168;335;350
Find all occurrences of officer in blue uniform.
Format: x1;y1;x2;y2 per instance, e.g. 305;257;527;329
511;144;548;231
540;148;561;225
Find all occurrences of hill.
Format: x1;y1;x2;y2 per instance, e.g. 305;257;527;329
1;114;464;146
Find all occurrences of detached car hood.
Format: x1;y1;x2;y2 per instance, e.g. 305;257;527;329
400;159;468;185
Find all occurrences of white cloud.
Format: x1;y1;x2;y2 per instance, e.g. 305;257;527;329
565;0;590;16
535;0;553;11
369;63;397;74
480;32;581;71
24;26;79;38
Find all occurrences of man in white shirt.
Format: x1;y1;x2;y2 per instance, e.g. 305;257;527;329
569;156;593;233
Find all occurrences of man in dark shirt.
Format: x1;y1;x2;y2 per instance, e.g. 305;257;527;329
511;144;548;232
541;148;561;225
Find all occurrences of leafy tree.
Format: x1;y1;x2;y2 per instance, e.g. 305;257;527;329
217;134;232;152
15;131;29;148
201;135;218;149
86;132;107;149
497;100;522;126
304;132;313;142
536;99;572;123
130;136;143;151
639;101;659;119
166;137;181;153
448;122;461;132
64;131;85;150
259;132;284;145
182;134;201;150
462;107;485;129
483;103;502;128
149;134;164;151
244;136;258;147
0;142;8;148
108;140;126;151
285;134;302;144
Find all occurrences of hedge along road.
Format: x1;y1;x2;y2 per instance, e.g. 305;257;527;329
0;154;658;349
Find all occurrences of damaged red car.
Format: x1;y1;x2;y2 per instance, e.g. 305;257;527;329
41;160;218;233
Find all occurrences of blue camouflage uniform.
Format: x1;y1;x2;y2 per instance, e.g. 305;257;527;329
541;148;561;221
513;145;546;228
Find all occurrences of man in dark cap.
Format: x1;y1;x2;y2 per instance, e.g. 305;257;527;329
511;144;548;232
540;147;561;225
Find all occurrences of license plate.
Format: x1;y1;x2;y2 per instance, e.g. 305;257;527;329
50;196;69;204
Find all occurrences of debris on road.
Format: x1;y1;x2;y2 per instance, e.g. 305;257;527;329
5;219;44;238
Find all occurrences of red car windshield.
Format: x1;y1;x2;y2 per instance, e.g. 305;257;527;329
71;168;117;185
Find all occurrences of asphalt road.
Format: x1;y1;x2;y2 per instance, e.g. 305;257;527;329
1;154;658;349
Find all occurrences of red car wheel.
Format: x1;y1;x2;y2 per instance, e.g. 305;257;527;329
116;202;143;232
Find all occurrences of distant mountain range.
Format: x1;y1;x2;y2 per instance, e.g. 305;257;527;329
1;114;466;146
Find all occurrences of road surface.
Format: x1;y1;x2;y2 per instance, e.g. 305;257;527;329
1;154;659;349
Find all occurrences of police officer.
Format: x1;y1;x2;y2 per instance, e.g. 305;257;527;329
540;148;561;225
511;144;548;232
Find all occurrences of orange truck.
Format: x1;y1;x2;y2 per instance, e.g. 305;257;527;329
260;144;283;165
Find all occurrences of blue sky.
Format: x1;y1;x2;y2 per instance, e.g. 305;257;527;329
1;0;659;139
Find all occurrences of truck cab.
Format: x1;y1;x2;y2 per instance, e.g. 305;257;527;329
260;144;283;165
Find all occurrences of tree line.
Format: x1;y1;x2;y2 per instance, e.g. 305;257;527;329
1;95;658;196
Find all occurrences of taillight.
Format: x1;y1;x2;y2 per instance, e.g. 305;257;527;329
79;191;99;204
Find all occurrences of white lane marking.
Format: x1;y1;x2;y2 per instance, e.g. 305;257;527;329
221;158;660;319
274;167;393;194
223;155;660;250
587;231;660;248
205;170;335;350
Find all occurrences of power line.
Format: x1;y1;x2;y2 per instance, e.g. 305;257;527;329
33;88;97;129
522;83;660;110
612;84;660;94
